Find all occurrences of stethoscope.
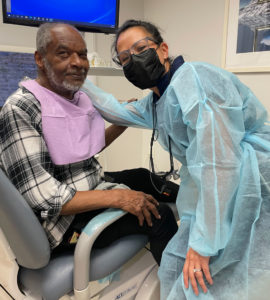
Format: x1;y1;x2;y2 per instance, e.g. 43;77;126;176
149;99;180;194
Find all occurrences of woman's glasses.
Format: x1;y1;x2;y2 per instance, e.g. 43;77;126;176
113;37;158;67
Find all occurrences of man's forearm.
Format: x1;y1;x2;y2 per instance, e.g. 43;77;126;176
104;124;127;148
60;188;161;227
60;189;121;215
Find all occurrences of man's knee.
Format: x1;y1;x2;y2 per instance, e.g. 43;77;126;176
153;203;178;234
158;203;175;219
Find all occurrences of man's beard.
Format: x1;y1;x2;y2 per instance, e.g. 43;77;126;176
43;58;86;94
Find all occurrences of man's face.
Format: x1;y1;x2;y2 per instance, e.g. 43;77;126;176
39;25;89;99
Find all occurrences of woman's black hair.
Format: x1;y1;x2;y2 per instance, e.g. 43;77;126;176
112;19;164;55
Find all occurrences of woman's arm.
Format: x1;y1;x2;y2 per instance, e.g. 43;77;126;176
81;78;154;128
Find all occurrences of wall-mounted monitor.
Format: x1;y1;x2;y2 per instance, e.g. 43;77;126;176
2;0;119;34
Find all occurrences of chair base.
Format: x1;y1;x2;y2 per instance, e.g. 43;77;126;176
60;248;159;300
98;248;159;300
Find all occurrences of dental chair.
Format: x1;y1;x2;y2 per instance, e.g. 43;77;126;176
0;168;164;300
0;168;179;300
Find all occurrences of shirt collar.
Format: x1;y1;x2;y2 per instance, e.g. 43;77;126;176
153;55;185;103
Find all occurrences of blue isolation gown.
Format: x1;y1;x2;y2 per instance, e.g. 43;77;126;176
82;61;270;300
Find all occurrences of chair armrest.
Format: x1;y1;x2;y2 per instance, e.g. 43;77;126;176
74;208;127;298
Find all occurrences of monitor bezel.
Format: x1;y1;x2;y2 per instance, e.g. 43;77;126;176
1;0;120;34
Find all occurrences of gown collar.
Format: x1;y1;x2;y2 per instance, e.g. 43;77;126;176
153;55;185;103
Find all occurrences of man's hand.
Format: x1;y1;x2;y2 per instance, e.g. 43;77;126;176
183;247;213;295
126;98;138;103
111;189;160;226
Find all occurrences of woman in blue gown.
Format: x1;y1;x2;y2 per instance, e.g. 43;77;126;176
82;20;270;300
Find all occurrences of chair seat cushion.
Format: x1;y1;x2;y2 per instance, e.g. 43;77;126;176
18;234;148;300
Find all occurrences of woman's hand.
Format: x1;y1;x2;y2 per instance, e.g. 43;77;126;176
183;247;213;295
126;97;138;103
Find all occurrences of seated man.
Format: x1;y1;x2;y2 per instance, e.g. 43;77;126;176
0;22;178;264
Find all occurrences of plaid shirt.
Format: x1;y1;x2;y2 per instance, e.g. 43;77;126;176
0;85;103;249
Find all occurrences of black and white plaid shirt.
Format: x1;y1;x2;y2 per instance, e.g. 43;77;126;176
0;85;103;249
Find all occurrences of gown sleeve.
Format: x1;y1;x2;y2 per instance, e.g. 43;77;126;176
172;63;251;256
81;78;153;129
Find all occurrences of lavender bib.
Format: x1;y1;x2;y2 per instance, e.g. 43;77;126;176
21;80;105;165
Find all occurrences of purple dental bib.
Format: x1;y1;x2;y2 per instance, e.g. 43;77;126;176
21;79;105;165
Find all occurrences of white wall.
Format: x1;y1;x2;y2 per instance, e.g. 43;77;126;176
93;0;146;171
0;8;37;50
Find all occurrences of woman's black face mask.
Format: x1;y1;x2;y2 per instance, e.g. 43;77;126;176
123;48;165;90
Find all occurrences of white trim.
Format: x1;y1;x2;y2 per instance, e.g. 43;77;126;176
222;0;270;73
0;45;35;54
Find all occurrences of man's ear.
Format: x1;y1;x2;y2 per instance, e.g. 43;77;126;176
34;51;45;70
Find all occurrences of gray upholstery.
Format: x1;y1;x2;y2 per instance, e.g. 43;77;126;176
19;234;148;300
0;169;50;269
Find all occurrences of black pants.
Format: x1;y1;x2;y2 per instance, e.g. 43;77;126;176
104;168;179;203
53;168;179;265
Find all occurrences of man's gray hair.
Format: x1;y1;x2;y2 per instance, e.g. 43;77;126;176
36;23;84;55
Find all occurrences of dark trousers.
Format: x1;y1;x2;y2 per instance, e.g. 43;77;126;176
104;168;179;203
53;168;179;265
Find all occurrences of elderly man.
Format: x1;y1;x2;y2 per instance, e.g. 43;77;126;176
0;23;177;264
